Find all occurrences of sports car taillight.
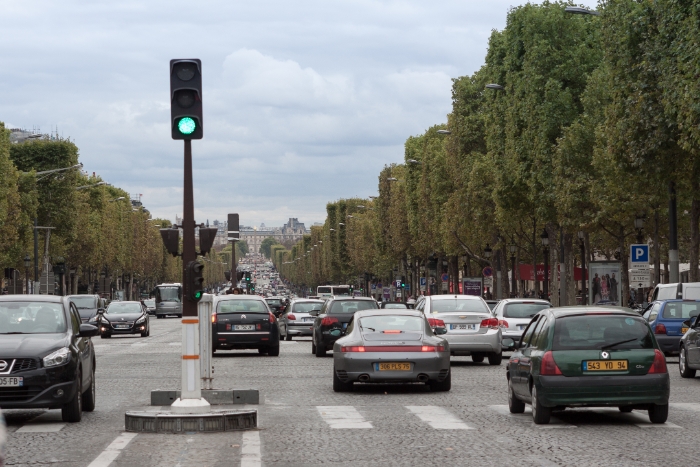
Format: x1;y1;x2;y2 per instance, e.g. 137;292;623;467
421;345;446;352
287;314;296;320
480;318;499;329
428;318;445;328
321;316;339;326
269;312;276;324
647;349;668;374
211;312;217;324
341;346;366;352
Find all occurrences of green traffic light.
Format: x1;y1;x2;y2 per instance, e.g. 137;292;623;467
178;117;196;135
194;291;203;299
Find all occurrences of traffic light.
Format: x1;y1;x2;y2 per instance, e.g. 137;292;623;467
401;276;406;288
170;59;203;140
245;272;251;282
185;261;204;301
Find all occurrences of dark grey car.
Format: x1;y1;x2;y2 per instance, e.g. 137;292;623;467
332;309;451;392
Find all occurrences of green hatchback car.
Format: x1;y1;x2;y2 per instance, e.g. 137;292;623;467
506;307;670;424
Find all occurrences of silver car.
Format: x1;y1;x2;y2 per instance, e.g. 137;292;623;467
332;309;451;392
492;299;551;350
279;299;323;341
415;294;502;364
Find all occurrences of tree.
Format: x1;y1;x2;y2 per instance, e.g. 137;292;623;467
260;237;280;259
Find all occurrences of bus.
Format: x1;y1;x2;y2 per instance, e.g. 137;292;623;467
155;283;182;318
316;285;352;299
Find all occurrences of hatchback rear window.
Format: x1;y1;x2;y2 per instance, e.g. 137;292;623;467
662;303;700;319
266;300;282;305
383;303;408;309
552;315;654;351
218;300;268;313
431;299;489;314
359;315;423;333
329;301;378;314
292;302;323;313
504;303;550;319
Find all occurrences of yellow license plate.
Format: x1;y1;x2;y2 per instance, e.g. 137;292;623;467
583;360;628;371
682;327;689;334
376;362;411;371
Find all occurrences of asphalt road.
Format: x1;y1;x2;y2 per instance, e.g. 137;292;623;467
6;317;700;467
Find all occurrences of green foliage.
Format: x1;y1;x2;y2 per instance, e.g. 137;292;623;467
260;237;280;259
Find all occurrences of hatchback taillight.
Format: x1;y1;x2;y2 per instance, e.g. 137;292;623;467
428;318;445;328
647;349;668;374
480;318;499;329
287;314;296;321
498;319;508;328
654;323;667;335
321;316;339;326
269;312;276;324
540;351;563;375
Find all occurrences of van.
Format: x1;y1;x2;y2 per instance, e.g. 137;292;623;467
651;283;700;301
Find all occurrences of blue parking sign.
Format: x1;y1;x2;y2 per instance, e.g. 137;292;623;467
630;244;649;264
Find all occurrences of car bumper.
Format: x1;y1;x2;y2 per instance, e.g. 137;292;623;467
101;324;146;334
287;323;313;336
0;365;79;410
535;374;670;407
214;330;279;349
655;335;682;353
334;352;450;383
443;330;501;355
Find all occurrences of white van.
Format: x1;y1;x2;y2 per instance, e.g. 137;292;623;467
651;283;700;301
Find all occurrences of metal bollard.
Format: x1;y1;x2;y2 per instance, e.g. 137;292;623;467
198;294;214;390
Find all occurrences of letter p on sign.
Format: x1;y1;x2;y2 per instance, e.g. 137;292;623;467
630;244;649;264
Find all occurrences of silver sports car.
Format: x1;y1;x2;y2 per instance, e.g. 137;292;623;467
332;309;451;392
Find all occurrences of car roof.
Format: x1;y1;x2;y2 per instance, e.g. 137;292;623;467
328;296;375;301
499;298;550;304
67;294;99;298
654;299;700;303
214;295;266;303
547;306;641;318
0;295;65;303
291;299;323;303
354;309;425;318
429;295;484;300
108;301;141;305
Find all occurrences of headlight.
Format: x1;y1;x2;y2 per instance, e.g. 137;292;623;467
136;316;146;324
89;315;98;323
43;347;71;368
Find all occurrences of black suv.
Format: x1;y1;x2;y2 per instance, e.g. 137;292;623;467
0;295;99;422
311;297;378;357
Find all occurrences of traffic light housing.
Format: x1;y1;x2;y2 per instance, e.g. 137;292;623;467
245;272;251;282
185;261;204;301
401;276;406;288
224;271;231;281
170;59;203;140
236;271;244;282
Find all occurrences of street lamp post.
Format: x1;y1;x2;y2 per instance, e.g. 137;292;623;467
635;215;645;244
24;254;30;294
541;230;549;300
578;231;586;305
509;244;517;298
484;244;492;298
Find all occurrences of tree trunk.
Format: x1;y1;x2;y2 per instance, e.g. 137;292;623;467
619;227;628;307
564;233;576;305
654;210;661;285
547;225;559;306
690;193;700;282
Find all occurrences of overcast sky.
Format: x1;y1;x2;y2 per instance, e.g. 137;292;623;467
1;0;598;227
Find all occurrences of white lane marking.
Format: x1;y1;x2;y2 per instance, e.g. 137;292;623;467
317;406;372;429
489;405;576;428
169;342;181;346
16;423;65;433
131;343;147;347
671;403;700;412
241;431;261;467
86;432;138;467
406;406;473;429
279;341;297;345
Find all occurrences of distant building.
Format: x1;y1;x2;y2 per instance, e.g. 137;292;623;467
240;218;308;253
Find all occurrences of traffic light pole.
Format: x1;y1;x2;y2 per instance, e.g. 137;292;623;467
172;138;209;414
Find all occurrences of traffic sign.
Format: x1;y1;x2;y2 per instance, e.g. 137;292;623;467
482;266;493;277
484;276;494;288
395;280;402;288
441;273;449;282
630;269;650;288
420;277;426;291
630;244;649;264
371;284;376;290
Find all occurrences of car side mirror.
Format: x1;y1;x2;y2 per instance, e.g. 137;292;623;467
79;324;100;338
309;310;319;317
97;309;105;314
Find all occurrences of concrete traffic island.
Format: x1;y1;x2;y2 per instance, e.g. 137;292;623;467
125;409;257;433
150;389;260;405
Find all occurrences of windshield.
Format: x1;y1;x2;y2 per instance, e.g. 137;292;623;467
266;299;282;305
69;296;98;309
662;302;700;319
329;300;378;314
106;302;142;314
360;315;424;333
218;300;268;313
431;299;490;314
292;302;323;313
552;314;654;351
383;303;408;309
0;302;67;334
157;287;181;302
504;303;550;319
143;299;155;307
317;286;331;294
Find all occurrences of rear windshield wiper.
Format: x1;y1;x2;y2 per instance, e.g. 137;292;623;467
601;338;638;350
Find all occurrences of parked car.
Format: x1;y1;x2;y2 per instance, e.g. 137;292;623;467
0;295;99;422
311;297;379;357
279;299;323;341
142;299;156;315
492;299;552;350
95;301;150;338
643;300;700;355
507;307;670;424
332;309;450;392
380;302;408;309
415;294;502;364
212;295;280;356
67;295;106;323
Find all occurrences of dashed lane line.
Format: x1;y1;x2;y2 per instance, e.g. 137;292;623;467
241;431;262;467
406;406;474;429
317;406;373;429
86;432;138;467
14;411;65;433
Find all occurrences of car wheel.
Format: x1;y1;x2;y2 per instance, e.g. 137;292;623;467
471;354;484;363
648;404;669;424
508;377;525;414
82;365;96;412
268;345;280;357
619;406;633;413
141;328;148;337
311;333;317;354
258;348;268;355
285;333;292;341
62;369;82;423
488;352;502;365
156;315;163;319
531;385;551;425
679;346;696;378
333;366;354;392
428;369;451;392
315;341;326;357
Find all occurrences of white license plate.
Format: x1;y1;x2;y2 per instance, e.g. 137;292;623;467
0;377;23;387
303;318;314;322
451;324;476;330
115;325;130;329
234;325;255;331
